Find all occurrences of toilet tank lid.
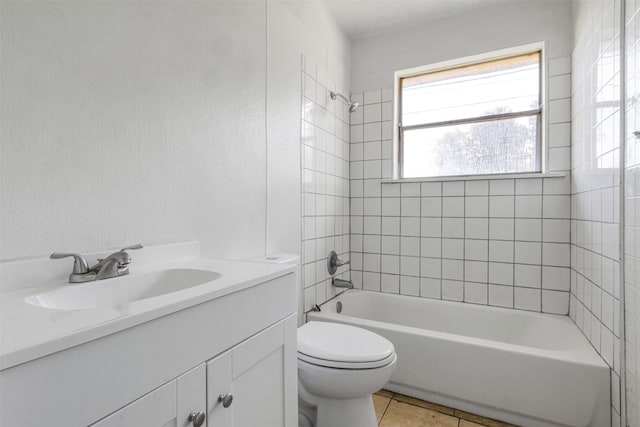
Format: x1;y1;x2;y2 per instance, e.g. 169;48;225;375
298;321;394;363
251;253;300;265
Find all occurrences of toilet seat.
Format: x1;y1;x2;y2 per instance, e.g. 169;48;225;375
297;321;395;369
298;350;396;369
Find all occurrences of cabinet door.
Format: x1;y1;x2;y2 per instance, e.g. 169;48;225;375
207;315;297;427
91;364;205;427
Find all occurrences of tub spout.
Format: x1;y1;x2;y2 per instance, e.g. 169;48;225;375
332;277;353;289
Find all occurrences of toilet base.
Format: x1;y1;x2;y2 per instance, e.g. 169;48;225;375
298;381;378;427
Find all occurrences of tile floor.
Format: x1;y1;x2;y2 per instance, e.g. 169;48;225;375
373;390;518;427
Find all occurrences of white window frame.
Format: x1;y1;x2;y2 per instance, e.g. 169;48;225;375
392;42;548;181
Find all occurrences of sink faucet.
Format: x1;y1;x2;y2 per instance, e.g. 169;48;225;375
51;244;143;283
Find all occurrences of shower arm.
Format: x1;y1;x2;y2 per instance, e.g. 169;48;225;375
330;91;351;105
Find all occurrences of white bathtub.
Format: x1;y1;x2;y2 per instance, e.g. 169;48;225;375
307;290;610;427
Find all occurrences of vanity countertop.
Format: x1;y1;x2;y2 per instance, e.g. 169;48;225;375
0;243;296;370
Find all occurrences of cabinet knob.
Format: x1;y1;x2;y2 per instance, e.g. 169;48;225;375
218;393;233;408
188;411;206;427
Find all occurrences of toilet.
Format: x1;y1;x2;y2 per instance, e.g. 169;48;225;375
297;321;397;427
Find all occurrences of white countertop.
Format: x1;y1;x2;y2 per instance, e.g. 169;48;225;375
0;243;296;370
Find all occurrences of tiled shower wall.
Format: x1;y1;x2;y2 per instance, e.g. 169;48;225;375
300;57;351;314
624;0;640;424
570;0;623;424
348;57;573;314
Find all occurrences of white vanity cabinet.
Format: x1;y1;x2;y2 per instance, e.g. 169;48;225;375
0;270;298;427
91;364;206;427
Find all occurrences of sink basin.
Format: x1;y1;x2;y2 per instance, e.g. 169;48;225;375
24;269;221;310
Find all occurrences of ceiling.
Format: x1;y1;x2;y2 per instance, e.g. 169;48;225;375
322;0;502;38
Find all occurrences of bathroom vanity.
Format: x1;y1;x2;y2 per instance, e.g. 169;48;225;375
0;242;298;427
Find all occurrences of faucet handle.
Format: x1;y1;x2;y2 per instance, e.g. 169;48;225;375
50;253;90;274
121;244;143;252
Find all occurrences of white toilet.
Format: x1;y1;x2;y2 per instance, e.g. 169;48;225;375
297;321;397;427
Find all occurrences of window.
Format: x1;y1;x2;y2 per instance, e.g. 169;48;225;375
397;49;542;179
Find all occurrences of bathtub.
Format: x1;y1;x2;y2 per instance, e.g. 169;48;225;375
307;290;610;427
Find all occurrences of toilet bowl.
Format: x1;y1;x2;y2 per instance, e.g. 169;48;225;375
297;321;397;427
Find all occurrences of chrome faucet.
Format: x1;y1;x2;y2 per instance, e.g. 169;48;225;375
332;277;354;289
51;244;143;283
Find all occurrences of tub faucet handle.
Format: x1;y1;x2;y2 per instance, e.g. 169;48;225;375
327;250;350;275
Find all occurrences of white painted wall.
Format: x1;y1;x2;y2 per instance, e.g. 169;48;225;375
0;0;350;263
350;0;573;93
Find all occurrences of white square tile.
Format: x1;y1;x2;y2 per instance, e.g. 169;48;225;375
363;216;381;235
514;264;541;288
421;217;441;237
421;257;441;279
542;290;569;314
549;147;570;171
549;74;571;100
363;179;382;197
421;182;442;197
515;241;542;264
381;217;400;235
401;217;421;236
489;196;515;217
548;123;571;148
549;98;571;123
465;180;488;196
464;281;488;304
515;287;541;311
363;160;382;179
363;122;382;142
402;236;421;256
515;218;542;241
442;280;463;301
420;237;441;258
401;197;421;216
489;262;513;285
382;102;393;121
465;196;489;217
363;142;382;161
350;105;364;125
542;266;570;290
465;218;489;239
363;253;381;271
400;256;420;276
443;217;464;238
489;240;514;263
465;260;488;283
381;88;393;102
543;175;570;194
548;56;571;76
489;284;514;308
442;259;464;280
381;197;400;216
381;273;400;294
381;184;400;197
363;103;381;123
515;195;542;218
543;195;570;218
442;197;464;217
363;272;381;291
363;235;381;253
543;219;570;242
542;243;570;267
350;143;363;161
443;181;464;196
465;239;488;261
363;197;381;216
442;238;464;259
381;255;399;274
421;197;442;217
420;278;441;299
350;125;363;143
400;275;420;296
515;178;542;195
401;182;421;197
381;235;400;254
490;179;515;195
489;218;515;240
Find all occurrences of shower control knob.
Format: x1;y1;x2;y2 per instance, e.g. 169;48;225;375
219;393;233;408
188;411;205;427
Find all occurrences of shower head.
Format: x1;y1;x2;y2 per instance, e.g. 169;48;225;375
330;91;359;113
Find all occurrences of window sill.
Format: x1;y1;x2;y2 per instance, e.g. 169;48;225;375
381;172;567;184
